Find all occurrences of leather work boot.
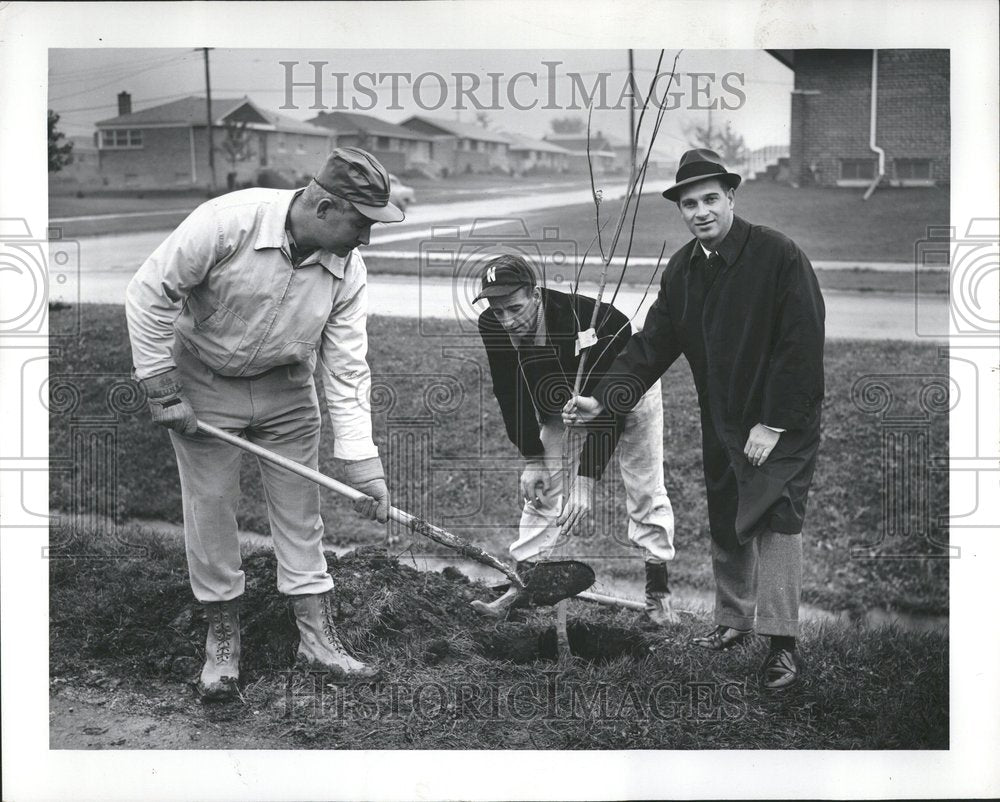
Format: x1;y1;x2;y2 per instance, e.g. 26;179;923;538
470;560;533;618
644;561;679;626
197;599;241;702
290;590;379;680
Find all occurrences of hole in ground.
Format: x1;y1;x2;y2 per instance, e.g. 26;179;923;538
477;623;651;664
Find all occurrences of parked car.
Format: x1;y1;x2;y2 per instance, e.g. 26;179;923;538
388;174;415;210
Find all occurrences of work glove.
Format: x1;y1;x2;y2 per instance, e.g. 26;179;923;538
142;369;198;436
520;459;552;506
344;456;390;523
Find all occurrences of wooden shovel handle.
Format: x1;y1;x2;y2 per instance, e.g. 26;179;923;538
195;421;523;588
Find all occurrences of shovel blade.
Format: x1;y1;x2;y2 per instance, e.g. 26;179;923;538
521;560;596;606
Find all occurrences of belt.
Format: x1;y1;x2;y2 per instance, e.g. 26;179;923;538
239;363;293;380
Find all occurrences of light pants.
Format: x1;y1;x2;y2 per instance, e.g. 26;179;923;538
168;342;332;603
712;530;802;637
510;381;675;565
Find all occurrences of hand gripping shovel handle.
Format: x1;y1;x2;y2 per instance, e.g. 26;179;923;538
195;421;524;588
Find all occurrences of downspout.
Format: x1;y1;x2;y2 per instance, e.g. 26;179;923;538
189;126;197;184
863;49;885;200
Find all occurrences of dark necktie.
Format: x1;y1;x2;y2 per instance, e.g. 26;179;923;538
704;251;724;288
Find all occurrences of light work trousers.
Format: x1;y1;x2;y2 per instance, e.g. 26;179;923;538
168;342;332;602
510;381;675;565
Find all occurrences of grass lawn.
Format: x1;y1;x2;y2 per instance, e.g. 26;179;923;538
49;525;948;749
49;304;949;616
364;256;949;295
508;181;950;263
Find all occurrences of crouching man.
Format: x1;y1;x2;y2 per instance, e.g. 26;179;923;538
125;148;404;700
470;255;678;624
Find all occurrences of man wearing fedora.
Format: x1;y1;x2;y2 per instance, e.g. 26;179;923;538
126;147;405;700
469;254;678;624
563;149;825;690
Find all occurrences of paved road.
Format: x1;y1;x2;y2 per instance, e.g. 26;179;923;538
51;232;948;341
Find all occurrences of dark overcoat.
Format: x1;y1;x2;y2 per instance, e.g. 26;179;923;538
595;215;825;548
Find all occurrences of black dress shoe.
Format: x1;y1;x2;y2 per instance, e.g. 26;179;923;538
691;625;753;651
761;647;800;690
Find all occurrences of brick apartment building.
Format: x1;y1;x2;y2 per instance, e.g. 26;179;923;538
307;111;433;173
400;116;511;175
769;49;950;188
94;93;334;189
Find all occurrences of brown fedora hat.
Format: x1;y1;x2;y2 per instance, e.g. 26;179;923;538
662;148;741;201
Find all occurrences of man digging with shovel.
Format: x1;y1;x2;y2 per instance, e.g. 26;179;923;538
125;148;404;701
470;255;678;625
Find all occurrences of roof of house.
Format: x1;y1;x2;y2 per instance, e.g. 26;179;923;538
502;132;572;155
96;96;333;136
400;115;511;144
542;133;615;157
308;110;431;141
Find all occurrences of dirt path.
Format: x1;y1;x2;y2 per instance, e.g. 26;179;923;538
50;677;285;750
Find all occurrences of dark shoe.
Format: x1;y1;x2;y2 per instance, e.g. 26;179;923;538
197;599;241;702
691;624;753;651
761;647;800;690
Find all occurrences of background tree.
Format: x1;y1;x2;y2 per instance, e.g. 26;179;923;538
48;110;74;173
217;120;255;188
475;111;491;129
550;116;585;134
683;119;748;165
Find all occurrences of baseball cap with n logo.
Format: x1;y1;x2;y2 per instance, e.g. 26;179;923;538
473;254;538;302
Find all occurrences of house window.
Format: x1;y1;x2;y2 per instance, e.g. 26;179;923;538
840;159;876;180
174;171;190;185
895;158;932;180
296;136;306;154
277;135;287;153
100;129;143;149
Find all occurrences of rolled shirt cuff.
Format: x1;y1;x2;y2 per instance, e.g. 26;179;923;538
761;424;786;433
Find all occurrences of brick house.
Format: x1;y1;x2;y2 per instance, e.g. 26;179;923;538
542;133;617;174
307;111;433;173
94;93;334;189
768;49;950;188
504;133;571;175
399;115;510;175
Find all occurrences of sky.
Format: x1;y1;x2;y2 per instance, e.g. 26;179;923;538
49;48;793;158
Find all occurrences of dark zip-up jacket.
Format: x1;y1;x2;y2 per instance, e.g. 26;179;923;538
478;288;633;480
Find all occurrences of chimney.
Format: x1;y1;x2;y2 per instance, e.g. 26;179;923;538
117;91;132;116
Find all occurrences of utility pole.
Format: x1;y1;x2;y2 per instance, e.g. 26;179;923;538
202;47;217;192
628;49;637;169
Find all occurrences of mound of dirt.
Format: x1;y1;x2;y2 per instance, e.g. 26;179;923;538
51;540;654;682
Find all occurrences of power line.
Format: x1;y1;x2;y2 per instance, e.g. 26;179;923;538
48;52;197;103
52;91;199;115
48;51;193;85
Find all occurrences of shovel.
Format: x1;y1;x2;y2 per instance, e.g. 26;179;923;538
196;422;595;606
